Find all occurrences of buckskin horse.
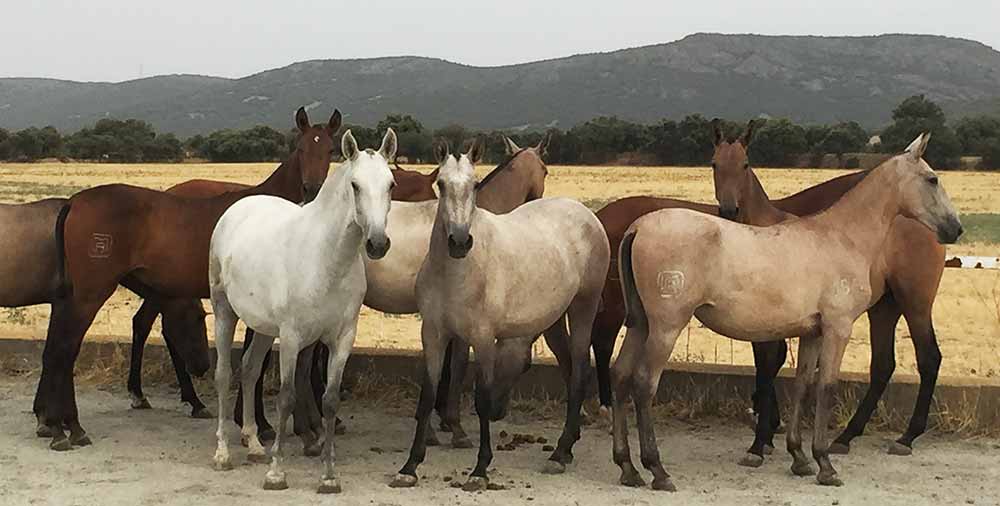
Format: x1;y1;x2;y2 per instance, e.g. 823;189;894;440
32;106;341;451
613;133;961;489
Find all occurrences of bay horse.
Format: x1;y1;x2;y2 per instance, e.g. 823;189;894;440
391;163;438;201
613;133;962;489
210;129;396;493
590;123;948;461
32;106;341;451
390;139;608;490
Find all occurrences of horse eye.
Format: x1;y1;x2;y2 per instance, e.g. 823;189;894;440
927;176;939;186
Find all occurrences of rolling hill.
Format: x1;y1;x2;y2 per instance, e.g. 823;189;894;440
2;33;999;136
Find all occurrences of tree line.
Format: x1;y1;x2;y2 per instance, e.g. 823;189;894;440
2;95;999;169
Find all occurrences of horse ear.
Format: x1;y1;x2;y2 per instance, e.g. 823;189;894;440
535;132;551;158
378;128;398;162
467;135;486;164
295;107;311;133
503;136;521;156
341;130;359;161
905;132;932;161
740;120;756;147
434;139;451;164
327;109;342;134
711;118;724;147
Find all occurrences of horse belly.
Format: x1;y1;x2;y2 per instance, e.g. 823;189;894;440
363;261;418;314
694;302;820;342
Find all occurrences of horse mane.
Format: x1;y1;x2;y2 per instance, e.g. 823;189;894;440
475;148;528;190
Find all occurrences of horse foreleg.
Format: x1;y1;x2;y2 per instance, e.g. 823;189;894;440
127;299;159;410
440;343;472;448
813;324;850;487
241;332;275;463
742;340;787;467
466;343;496;491
831;295;900;454
895;314;940;455
787;333;820;478
391;323;447;488
316;327;355;494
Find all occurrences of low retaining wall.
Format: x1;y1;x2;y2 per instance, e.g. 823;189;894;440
3;336;998;433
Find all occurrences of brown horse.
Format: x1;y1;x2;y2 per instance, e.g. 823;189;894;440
590;121;947;462
32;107;341;451
392;163;438;201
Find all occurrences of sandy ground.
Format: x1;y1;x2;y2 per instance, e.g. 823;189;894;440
1;376;998;506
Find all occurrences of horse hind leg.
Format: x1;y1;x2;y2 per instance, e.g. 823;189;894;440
631;320;682;492
590;311;621;426
812;324;851;487
437;342;473;449
293;344;323;456
127;299;159;410
211;294;239;471
611;325;645;487
831;294;900;454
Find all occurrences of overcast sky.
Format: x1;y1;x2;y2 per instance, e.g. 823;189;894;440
5;0;998;83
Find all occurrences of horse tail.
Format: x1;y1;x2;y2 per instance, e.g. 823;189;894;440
620;230;646;330
54;202;72;298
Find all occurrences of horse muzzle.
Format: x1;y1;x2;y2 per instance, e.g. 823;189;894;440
365;235;391;260
937;217;964;244
718;205;740;222
447;232;474;259
302;183;321;204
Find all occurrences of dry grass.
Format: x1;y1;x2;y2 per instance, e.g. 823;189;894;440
1;162;999;380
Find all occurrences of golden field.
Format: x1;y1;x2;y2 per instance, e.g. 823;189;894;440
1;162;998;379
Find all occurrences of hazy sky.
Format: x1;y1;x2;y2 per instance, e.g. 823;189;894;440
6;0;998;82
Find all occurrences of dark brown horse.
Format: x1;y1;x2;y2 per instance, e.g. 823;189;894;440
32;107;341;451
591;120;945;463
392;163;438;201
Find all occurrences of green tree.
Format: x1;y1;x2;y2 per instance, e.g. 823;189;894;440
433;124;471;154
954;115;1000;155
804;124;832;153
377;114;424;134
0;128;12;160
673;114;715;165
880;95;961;168
817;121;868;157
751;118;808;167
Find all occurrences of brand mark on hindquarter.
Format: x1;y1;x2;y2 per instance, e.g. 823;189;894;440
89;233;113;258
657;270;685;298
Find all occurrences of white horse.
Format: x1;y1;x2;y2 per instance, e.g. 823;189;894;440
209;129;397;493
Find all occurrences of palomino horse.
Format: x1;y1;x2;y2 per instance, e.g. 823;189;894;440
613;133;961;489
590;122;948;461
210;129;397;493
390;139;608;491
32;107;340;451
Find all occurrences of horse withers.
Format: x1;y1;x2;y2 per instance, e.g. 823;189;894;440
390;138;609;491
612;133;961;490
209;129;396;493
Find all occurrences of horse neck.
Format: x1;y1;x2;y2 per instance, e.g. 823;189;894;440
809;159;904;257
244;154;303;201
740;170;790;226
310;165;362;252
476;168;530;213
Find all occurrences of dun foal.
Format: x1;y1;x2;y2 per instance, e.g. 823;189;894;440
614;133;961;489
210;129;396;493
391;139;608;490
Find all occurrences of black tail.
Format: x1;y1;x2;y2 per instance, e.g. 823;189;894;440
54;202;72;299
620;230;646;330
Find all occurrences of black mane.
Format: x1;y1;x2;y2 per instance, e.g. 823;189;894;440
475;148;527;190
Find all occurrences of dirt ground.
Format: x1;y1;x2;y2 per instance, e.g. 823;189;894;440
1;376;998;506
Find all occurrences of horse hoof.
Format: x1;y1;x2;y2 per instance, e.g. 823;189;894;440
36;425;52;438
541;460;566;475
598;405;613;426
438;420;453;433
259;427;276;442
131;397;153;410
214;458;233;471
70;434;92;447
303;442;323;457
763;444;774;455
888;441;913;456
651;477;677;492
828;442;850;455
50;437;72;452
738;453;764;468
462;476;489;492
791;461;816;477
619;470;646;488
317;478;342;494
262;471;288;491
389;473;418;488
452;435;474;449
247;452;269;464
817;470;843;487
425;431;441;447
191;407;214;419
